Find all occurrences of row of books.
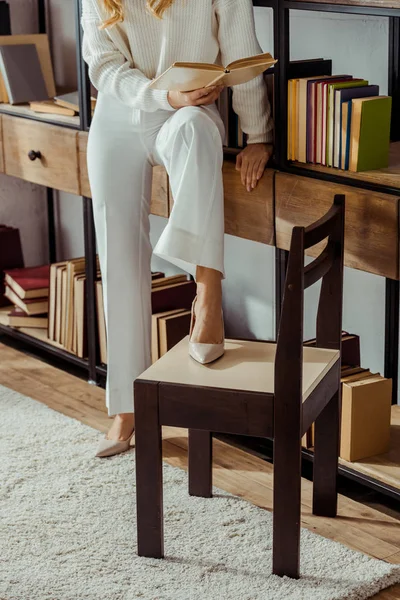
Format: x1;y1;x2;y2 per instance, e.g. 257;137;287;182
288;73;392;172
0;259;197;362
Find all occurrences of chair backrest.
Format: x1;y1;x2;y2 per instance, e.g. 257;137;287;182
274;194;345;404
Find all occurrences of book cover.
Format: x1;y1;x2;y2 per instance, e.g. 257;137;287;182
0;43;48;104
4;264;50;299
0;226;24;308
151;308;186;363
0;33;56;101
2;305;48;329
158;310;192;357
342;100;353;170
4;285;48;315
48;261;68;341
0;2;11;36
335;85;379;169
349;96;392;172
151;280;196;314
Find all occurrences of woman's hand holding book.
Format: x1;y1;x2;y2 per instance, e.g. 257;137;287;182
167;85;224;109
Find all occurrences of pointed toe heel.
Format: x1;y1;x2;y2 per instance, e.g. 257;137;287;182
188;295;225;365
95;429;135;458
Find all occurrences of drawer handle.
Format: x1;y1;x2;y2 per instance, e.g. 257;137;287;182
28;150;42;161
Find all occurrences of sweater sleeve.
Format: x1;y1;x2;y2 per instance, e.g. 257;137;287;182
81;0;175;112
214;0;274;145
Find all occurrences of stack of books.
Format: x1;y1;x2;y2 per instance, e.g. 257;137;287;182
288;73;392;172
0;265;50;329
96;272;196;365
30;92;97;118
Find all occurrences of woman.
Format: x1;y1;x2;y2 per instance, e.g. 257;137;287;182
81;0;274;457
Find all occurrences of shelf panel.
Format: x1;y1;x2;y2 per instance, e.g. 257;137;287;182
289;141;400;193
0;103;80;130
0;324;89;369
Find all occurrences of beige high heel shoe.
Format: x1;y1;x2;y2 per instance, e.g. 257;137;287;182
95;428;135;458
188;295;225;364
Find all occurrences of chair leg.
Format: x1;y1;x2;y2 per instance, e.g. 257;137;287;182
313;390;340;517
134;380;164;558
188;429;212;498
273;434;301;579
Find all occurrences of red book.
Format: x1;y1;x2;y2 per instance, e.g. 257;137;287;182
0;226;24;307
4;264;50;299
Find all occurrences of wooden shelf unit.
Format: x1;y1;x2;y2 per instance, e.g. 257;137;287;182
0;0;399;502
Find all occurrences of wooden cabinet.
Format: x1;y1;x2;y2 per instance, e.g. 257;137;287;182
275;172;400;280
2;115;80;195
78;132;169;218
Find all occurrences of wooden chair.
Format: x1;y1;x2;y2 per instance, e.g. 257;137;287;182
133;194;345;579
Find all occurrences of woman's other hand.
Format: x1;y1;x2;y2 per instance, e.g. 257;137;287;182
167;85;224;109
236;143;273;192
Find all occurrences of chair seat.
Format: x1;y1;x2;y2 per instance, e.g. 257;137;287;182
137;336;340;401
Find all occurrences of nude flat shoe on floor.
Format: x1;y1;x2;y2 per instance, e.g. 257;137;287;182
188;295;225;365
95;429;135;458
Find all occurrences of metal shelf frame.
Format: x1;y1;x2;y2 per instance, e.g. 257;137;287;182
0;0;399;501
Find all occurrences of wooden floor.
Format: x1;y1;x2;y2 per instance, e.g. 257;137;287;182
1;339;400;599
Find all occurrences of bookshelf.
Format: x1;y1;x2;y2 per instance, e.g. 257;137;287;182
0;0;399;502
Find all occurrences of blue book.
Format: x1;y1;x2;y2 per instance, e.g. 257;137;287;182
335;84;379;169
342;100;352;171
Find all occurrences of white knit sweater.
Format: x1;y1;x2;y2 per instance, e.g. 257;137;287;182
81;0;274;144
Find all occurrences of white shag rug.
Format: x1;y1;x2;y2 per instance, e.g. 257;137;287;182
1;383;400;600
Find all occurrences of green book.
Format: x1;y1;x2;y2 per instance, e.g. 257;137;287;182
349;96;392;172
326;79;368;167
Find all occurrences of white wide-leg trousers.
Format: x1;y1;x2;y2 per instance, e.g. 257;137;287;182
87;92;226;416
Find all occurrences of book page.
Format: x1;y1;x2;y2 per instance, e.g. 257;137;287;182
149;66;225;91
226;52;275;70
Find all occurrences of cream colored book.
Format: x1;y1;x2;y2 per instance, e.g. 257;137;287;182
149;52;277;92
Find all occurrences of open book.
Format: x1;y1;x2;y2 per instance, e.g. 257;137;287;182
149;52;277;92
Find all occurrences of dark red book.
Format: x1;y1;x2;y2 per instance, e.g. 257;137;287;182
0;226;24;308
304;330;360;367
151;280;196;314
4;264;50;299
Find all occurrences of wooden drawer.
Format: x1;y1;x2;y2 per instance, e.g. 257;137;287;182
0;115;4;174
78;132;169;218
275;172;400;280
2;115;80;195
169;162;275;246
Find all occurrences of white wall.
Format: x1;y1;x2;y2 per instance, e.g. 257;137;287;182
0;3;395;392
